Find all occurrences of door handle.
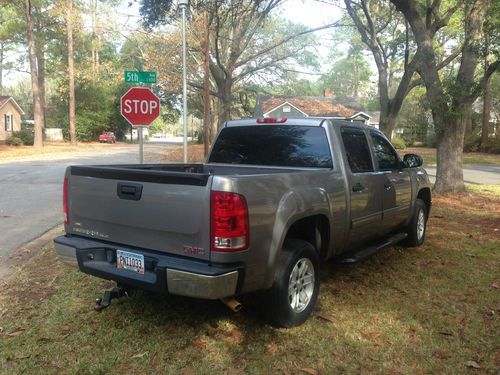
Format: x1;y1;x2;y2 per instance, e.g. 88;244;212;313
117;183;143;201
352;183;365;193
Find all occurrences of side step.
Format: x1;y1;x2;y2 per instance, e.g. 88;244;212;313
335;233;408;264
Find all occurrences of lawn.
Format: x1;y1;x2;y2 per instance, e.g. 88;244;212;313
403;147;500;166
0;187;499;374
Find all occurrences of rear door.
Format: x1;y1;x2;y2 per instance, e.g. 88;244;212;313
369;132;412;233
340;128;383;245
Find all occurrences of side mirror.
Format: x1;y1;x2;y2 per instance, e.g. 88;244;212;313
403;153;423;168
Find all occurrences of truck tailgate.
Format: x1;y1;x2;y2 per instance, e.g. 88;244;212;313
67;166;212;261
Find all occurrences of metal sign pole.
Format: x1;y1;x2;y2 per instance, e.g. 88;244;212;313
180;0;188;163
138;126;144;164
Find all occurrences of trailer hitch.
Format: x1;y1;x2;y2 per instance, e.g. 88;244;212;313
94;286;127;311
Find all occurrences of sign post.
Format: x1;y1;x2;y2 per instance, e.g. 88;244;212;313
120;87;160;164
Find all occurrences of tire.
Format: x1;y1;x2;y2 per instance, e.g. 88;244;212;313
404;198;428;247
267;239;320;328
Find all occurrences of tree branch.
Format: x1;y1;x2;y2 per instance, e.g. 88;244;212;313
235;21;342;69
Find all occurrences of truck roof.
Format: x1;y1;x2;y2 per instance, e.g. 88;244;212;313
225;117;378;132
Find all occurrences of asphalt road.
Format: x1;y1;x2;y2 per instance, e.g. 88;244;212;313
424;164;500;184
0;143;174;260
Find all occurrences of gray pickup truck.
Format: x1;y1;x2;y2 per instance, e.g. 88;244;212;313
54;117;431;327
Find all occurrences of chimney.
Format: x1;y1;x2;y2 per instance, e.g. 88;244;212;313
324;89;334;97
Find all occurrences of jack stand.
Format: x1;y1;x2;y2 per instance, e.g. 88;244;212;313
94;286;126;311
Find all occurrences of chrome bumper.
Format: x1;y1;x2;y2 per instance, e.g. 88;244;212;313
54;242;78;267
166;269;239;300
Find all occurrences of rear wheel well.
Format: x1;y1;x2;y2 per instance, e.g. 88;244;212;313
417;188;432;217
284;215;330;260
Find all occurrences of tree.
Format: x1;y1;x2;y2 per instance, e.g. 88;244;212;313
139;0;329;136
391;0;499;192
24;0;44;147
321;34;373;100
66;0;76;144
480;0;499;150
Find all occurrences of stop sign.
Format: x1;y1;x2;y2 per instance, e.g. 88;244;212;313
120;87;160;126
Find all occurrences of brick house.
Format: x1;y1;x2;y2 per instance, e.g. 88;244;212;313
0;96;25;143
254;94;376;127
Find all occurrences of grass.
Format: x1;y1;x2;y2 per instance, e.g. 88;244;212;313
1;188;499;374
403;147;500;166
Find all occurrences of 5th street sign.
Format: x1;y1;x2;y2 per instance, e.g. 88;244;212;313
124;71;157;84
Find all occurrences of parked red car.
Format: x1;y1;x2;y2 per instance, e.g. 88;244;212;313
99;132;116;143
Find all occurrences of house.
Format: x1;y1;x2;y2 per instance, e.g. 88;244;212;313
254;94;376;127
0;96;25;143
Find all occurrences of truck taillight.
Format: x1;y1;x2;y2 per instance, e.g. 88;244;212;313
256;117;287;124
210;191;249;252
63;177;69;224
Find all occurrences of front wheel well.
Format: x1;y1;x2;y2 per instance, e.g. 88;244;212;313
284;215;330;260
417;188;432;216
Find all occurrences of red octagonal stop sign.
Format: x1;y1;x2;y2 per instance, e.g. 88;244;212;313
120;87;160;126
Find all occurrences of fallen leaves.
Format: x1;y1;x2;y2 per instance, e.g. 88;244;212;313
131;352;148;359
313;312;336;324
465;360;481;369
2;328;25;338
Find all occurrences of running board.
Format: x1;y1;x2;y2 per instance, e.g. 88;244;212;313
336;233;408;264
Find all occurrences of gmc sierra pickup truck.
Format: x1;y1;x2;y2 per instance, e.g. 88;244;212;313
54;117;431;327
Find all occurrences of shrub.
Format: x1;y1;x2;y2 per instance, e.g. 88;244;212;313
485;137;500;154
12;130;34;146
463;134;481;152
392;137;406;149
5;136;23;146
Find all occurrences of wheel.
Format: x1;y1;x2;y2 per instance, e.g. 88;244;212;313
267;239;320;328
404;198;428;247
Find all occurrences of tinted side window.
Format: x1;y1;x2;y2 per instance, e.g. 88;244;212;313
208;125;333;168
341;129;374;173
370;133;400;170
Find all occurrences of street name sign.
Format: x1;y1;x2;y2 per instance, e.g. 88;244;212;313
124;71;157;84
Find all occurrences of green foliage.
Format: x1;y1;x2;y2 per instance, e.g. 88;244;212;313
5;136;23;146
11;130;34;146
391;136;406;149
463;134;481;152
148;117;166;135
484;137;500;154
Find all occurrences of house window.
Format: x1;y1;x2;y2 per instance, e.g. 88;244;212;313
283;105;291;113
5;114;13;132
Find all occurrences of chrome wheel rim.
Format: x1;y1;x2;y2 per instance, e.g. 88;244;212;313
417;209;425;240
288;258;315;313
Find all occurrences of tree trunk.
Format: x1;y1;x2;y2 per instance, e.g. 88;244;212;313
67;0;77;145
0;43;3;96
465;109;473;135
203;5;210;156
37;48;46;129
434;110;467;192
25;0;43;148
481;33;492;151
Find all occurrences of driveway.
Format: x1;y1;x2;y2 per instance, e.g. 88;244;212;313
0;143;174;260
424;164;500;185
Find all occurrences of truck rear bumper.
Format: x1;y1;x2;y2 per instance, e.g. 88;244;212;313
54;235;243;300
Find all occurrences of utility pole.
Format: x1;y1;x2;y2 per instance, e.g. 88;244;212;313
203;4;210;156
179;0;189;163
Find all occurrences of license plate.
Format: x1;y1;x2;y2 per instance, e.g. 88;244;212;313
116;250;145;275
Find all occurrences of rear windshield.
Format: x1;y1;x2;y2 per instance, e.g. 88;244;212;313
208;125;333;168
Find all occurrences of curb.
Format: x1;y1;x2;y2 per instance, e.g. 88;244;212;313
0;224;64;280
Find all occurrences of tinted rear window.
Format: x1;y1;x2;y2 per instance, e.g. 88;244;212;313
208;125;333;168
